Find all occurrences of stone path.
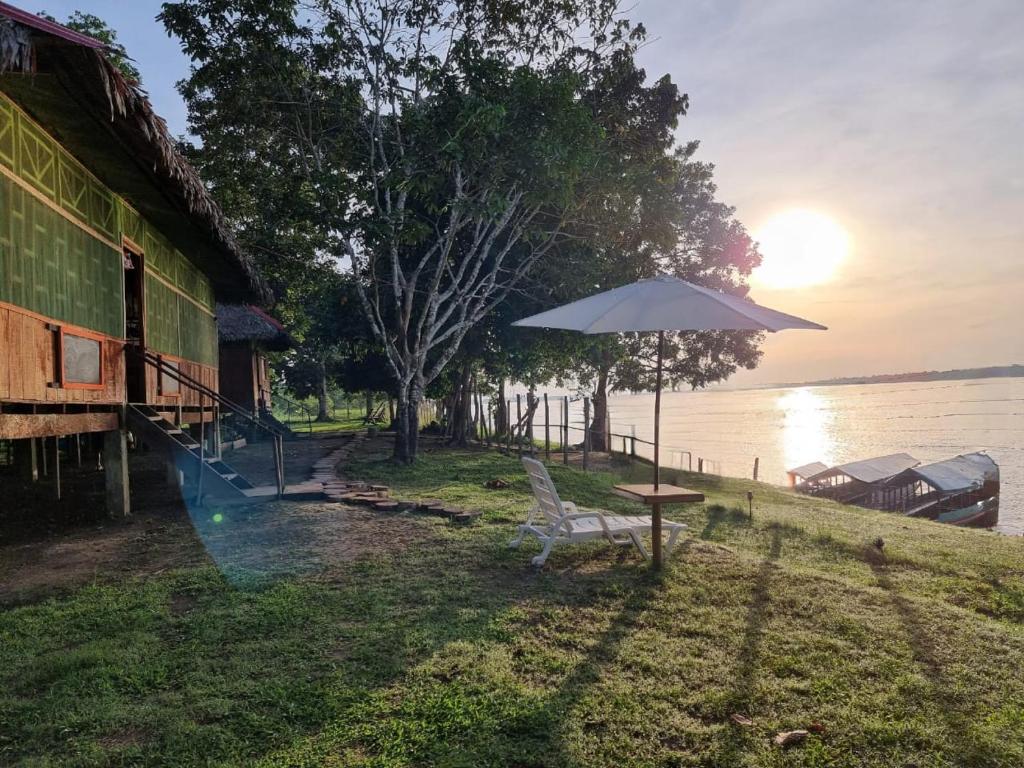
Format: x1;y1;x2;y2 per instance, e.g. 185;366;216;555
312;432;481;523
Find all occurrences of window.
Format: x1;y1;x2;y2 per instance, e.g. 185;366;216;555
59;328;104;390
159;358;180;396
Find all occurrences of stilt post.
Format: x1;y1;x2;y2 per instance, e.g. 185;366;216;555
103;414;130;518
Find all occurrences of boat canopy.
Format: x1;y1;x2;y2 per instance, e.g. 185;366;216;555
788;461;830;480
809;453;919;484
908;453;998;493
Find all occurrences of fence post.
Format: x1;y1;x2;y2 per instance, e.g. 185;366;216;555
605;403;611;456
698;457;703;474
506;400;512;454
526;391;535;454
630;424;636;458
583;397;590;471
753;457;759;481
544;393;550;460
516;394;523;457
214;406;222;459
562;396;569;466
484;394;492;446
196;391;205;506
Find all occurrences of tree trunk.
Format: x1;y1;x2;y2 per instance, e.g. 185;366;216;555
364;391;374;422
590;366;610;452
393;381;422;464
316;361;331;422
494;379;507;437
450;361;473;447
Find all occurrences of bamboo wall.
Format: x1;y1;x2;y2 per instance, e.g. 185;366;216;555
0;90;218;411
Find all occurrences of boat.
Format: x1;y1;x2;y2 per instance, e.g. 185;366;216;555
789;453;920;505
788;451;1000;528
870;452;1000;528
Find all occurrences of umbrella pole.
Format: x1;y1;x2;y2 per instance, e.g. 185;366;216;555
652;330;664;569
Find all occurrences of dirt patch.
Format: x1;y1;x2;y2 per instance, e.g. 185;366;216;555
0;430;431;605
196;502;429;580
0;500;430;605
96;727;148;750
0;510;207;605
169;591;198;616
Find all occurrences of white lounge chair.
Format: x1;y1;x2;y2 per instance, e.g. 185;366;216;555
511;456;688;566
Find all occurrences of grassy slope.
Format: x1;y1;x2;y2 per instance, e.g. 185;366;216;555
2;447;1023;767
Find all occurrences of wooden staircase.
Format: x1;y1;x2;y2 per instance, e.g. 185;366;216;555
127;404;256;500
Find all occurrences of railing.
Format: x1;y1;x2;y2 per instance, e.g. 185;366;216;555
130;348;286;497
469;392;725;476
272;391;315;435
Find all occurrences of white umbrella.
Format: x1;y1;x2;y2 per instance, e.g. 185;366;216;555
513;275;826;566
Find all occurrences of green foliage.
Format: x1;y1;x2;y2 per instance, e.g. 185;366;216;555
160;0;690;460
40;11;142;81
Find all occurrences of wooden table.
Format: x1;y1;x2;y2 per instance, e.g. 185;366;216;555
613;483;705;568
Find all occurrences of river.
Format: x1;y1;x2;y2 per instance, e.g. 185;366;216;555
550;377;1024;535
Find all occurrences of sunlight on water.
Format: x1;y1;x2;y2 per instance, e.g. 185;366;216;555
777;388;836;472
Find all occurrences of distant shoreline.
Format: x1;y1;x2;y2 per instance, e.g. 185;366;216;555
752;364;1024;391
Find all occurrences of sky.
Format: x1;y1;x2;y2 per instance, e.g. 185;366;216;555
38;0;1024;386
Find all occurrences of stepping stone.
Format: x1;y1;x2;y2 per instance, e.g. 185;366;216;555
452;511;481;524
338;492;378;505
373;501;400;512
415;499;443;511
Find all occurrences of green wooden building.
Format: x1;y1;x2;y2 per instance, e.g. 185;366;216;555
0;5;270;515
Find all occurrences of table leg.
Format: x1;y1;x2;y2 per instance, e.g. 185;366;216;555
652;502;663;569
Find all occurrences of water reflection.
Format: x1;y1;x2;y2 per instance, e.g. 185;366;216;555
777;388;835;472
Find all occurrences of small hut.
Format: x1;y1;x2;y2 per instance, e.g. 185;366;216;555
216;304;292;418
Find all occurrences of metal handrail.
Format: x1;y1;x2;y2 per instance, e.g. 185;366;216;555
133;349;283;438
271;391;314;434
130;348;286;496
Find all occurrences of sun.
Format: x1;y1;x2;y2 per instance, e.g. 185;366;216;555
752;209;851;289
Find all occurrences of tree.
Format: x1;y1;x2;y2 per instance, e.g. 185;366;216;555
163;0;660;463
558;143;764;450
276;266;369;421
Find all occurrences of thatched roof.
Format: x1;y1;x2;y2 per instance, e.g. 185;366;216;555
217;304;292;351
0;3;270;303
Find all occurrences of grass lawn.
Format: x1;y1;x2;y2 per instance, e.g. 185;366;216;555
2;443;1023;767
279;414;369;434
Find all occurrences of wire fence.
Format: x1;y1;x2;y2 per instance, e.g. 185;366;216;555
472;392;735;477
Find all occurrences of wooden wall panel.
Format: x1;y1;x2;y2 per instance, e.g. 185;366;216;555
142;357;218;408
0;412;117;439
0;304;124;404
218;344;258;413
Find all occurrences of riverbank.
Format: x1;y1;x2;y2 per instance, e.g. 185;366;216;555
2;437;1023;766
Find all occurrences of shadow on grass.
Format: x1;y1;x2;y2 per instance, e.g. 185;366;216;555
808;532;1005;764
712;526;783;766
868;553;997;764
701;504;752;540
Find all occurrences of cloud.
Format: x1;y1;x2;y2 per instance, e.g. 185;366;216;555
637;0;1024;382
